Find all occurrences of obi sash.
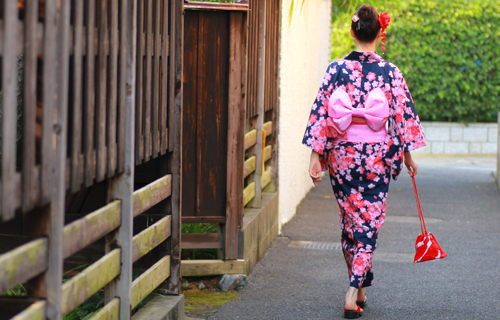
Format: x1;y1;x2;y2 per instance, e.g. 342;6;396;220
325;87;390;143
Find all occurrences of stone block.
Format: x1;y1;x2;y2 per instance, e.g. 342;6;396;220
482;143;497;154
488;127;498;143
463;127;488;142
444;142;468;154
450;127;463;141
424;127;450;142
469;143;481;154
411;145;430;155
431;142;444;154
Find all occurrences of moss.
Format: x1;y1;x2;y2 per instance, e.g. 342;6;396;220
184;291;239;318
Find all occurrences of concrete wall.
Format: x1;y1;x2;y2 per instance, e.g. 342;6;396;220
278;0;332;229
412;122;498;155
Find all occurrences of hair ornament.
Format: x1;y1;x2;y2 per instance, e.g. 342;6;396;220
379;12;391;52
352;14;359;23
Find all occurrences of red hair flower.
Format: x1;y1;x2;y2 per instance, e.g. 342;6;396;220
379;12;391;52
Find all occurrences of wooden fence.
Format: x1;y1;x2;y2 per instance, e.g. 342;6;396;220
0;0;182;319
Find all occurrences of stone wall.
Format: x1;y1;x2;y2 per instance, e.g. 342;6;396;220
412;122;498;155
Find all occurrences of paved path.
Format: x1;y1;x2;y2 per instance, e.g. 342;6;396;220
209;156;500;320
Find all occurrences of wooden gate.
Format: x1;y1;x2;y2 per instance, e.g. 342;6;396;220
0;0;183;319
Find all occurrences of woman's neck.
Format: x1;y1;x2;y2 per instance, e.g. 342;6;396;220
355;40;377;53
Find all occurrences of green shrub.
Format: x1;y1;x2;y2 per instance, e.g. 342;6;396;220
331;0;500;122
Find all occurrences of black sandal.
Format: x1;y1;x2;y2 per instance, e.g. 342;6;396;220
344;305;363;318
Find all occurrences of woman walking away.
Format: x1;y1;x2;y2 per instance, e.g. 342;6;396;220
302;4;426;319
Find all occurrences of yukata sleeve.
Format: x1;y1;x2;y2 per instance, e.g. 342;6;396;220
302;63;337;164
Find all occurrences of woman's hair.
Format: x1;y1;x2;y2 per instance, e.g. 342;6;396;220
351;5;381;43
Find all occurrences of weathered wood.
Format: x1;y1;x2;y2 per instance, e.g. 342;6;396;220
84;0;97;186
11;301;46;320
63;201;121;259
132;215;171;263
131;256;171;309
243;156;256;178
88;298;119;320
152;0;161;158
160;0;169;154
181;233;223;249
107;0;119;177
263;121;273;136
135;0;145;164
182;216;226;224
261;167;272;189
144;0;153;162
243;182;256;207
184;1;249;11
117;0;127;173
180;259;245;277
0;239;47;294
244;129;257;150
96;0;109;182
133;174;172;217
1;0;18;220
263;145;272;163
62;249;121;316
225;12;246;259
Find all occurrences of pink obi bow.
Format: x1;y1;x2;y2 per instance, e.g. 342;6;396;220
325;87;390;138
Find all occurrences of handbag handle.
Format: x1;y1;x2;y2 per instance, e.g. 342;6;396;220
411;173;428;236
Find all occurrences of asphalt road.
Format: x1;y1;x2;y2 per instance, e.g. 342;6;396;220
209;156;500;320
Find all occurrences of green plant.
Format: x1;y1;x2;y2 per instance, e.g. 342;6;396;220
181;223;219;260
330;0;500;123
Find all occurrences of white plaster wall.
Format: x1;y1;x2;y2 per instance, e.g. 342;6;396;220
278;0;332;229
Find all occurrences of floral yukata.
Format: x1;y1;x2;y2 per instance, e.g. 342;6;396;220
302;51;426;288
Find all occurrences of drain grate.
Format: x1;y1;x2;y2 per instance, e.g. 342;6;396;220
288;240;342;250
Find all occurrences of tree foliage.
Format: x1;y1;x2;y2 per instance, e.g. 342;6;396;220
331;0;500;122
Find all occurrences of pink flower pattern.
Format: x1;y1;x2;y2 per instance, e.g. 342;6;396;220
302;51;426;288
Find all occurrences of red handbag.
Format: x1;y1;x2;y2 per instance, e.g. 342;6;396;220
411;173;447;263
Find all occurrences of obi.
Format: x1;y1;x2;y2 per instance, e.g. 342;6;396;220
325;87;389;143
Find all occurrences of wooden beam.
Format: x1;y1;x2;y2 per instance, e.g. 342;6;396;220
132;215;171;263
133;175;172;217
10;301;46;320
88;298;119;320
243;182;256;206
263;145;272;163
184;1;249;11
243;156;256;178
261;168;272;189
0;239;47;294
244;129;257;150
63;201;121;259
62;249;121;316
263;121;273;136
182;216;226;224
131;256;171;309
180;259;245;277
181;233;223;249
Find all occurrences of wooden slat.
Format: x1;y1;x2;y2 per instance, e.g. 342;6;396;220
261;167;272;189
96;0;108;182
11;301;46;320
0;239;47;294
243;156;256;178
84;0;97;186
135;0;145;163
70;0;84;192
181;233;223;249
63;201;121;259
160;0;169;154
131;256;171;309
144;0;153;161
1;0;18;220
244;129;257;150
21;0;40;212
243;182;256;206
132;215;171;263
133;174;172;217
117;0;127;173
181;259;245;277
263;145;272;162
152;0;161;157
107;0;119;177
263;121;273;136
182;216;226;224
88;298;119;320
184;2;249;11
62;249;121;316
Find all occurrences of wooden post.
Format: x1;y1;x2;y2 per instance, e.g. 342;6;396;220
224;12;246;259
247;0;266;208
105;0;136;318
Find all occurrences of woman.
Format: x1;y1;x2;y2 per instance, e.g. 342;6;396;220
302;5;426;319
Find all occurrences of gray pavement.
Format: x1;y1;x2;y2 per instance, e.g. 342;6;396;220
209;156;500;320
